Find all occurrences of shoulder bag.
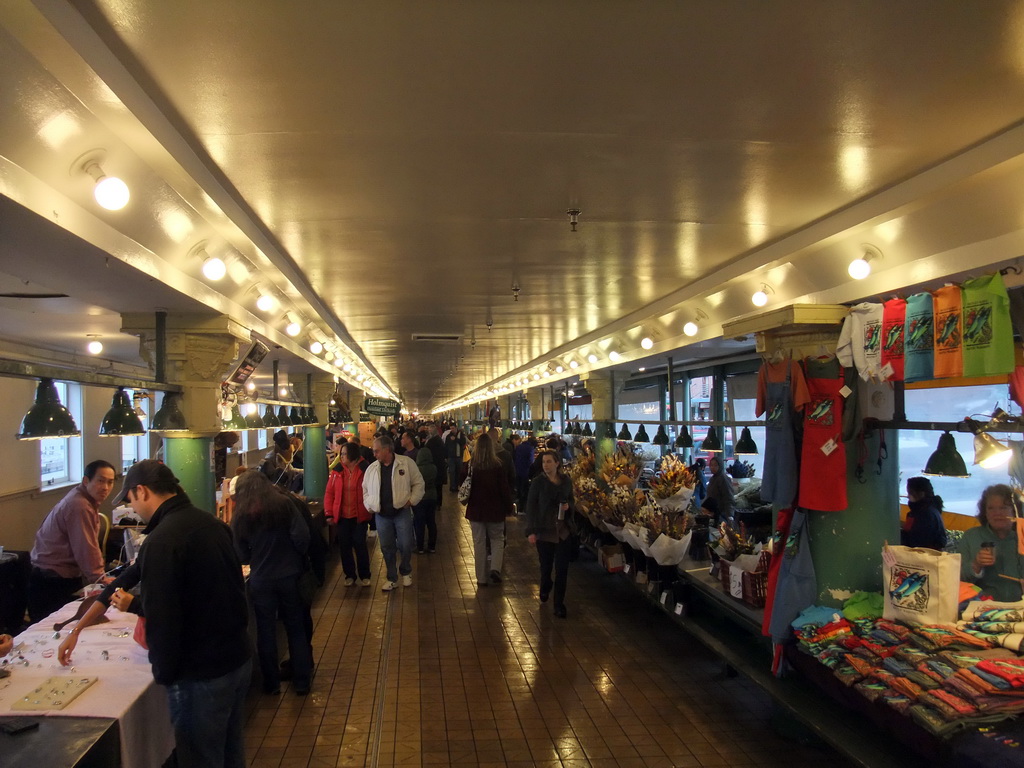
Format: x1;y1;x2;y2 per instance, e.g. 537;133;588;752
458;465;473;505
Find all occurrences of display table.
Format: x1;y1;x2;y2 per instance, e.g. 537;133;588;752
0;601;174;768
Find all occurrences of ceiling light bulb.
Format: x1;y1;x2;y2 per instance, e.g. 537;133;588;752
555;365;564;373
87;339;103;355
566;389;575;397
279;386;288;397
202;256;227;281
245;403;258;415
641;336;654;350
285;321;301;337
309;340;323;354
324;350;334;361
533;373;540;380
683;321;699;337
93;175;130;210
543;370;550;377
256;293;276;312
848;257;871;280
752;288;769;307
609;350;621;362
567;360;578;369
587;354;598;364
245;381;256;392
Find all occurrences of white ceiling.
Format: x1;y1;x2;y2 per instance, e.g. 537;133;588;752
4;1;1024;412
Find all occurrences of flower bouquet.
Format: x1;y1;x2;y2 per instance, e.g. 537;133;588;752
648;454;697;512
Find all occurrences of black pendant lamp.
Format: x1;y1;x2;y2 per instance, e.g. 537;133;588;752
289;405;303;425
652;425;669;445
700;425;723;452
244;404;265;429
277;405;292;427
675;426;693;448
734;427;759;455
17;378;81;440
99;388;146;436
263;404;281;428
223;404;247;431
582;422;593;437
617;423;632;441
634;424;651;443
923;431;970;477
150;392;188;433
308;406;320;425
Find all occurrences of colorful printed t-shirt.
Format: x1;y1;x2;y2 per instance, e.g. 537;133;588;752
962;272;1015;377
881;297;906;381
837;302;884;380
904;292;934;383
932;284;963;378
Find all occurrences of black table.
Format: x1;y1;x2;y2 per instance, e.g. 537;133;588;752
0;716;119;768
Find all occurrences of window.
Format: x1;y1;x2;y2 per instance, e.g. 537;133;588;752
256;429;268;450
725;372;764;478
898;382;1016;515
40;381;83;488
120;389;150;473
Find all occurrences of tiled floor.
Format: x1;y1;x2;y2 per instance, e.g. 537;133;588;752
243;493;851;768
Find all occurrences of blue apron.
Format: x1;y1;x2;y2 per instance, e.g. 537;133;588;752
761;365;798;506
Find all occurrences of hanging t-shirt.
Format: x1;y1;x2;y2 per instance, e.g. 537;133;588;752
962;272;1015;377
904;292;934;383
881;297;907;382
798;357;847;512
837;302;884;380
932;284;963;379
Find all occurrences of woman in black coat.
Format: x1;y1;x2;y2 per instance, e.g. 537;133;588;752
525;449;576;618
902;476;947;551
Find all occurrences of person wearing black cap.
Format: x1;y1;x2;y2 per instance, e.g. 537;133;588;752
106;459;251;768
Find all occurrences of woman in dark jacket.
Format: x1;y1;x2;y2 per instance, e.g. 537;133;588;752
415;443;439;553
902;476;948;550
704;456;734;523
525;449;576;618
465;433;512;587
232;470;313;695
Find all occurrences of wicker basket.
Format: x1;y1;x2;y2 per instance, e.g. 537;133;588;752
718;550;771;609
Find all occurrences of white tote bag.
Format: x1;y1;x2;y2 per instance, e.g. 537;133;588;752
882;545;961;625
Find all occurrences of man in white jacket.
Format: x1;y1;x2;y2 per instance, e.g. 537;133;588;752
363;434;425;591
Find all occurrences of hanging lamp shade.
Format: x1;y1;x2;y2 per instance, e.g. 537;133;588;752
244;403;265;429
735;427;759;455
923;431;970;477
974;432;1012;468
582;422;593;437
700;425;723;452
617;423;632;441
289;405;302;424
150;392;188;433
634;424;651;443
308;406;320;424
572;421;582;436
652;425;669;445
675;426;693;448
223;404;246;431
17;378;81;440
99;388;145;436
276;405;292;427
263;404;280;428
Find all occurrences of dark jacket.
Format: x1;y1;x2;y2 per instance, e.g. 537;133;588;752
425;434;447;480
138;494;250;685
465;464;513;523
445;432;466;460
513;442;535;480
232;492;310;584
416;449;438;503
494;446;517;491
524;473;574;540
903;499;947;550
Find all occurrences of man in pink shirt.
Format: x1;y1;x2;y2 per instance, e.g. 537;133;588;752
27;459;116;622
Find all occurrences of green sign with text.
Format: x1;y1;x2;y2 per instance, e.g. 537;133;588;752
364;397;400;417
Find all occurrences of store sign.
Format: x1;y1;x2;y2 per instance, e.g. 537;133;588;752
365;397;399;417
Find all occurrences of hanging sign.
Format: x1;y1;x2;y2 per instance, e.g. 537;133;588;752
365;397;400;417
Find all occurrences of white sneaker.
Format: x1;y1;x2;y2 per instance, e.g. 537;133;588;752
343;577;355;587
402;574;413;587
359;578;371;587
381;581;397;592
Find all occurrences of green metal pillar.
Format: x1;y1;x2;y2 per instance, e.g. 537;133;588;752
164;435;216;514
808;427;900;607
303;425;328;500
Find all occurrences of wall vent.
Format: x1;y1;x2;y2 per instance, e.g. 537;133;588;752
411;334;462;343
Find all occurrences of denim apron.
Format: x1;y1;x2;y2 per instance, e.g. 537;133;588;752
761;365;798;507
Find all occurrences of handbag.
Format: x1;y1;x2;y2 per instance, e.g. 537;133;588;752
882;544;961;625
132;616;148;649
458;465;473;505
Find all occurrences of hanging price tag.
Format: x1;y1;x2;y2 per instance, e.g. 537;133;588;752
660;592;669;605
624;564;631;575
821;437;838;456
879;362;895;381
839;384;852;398
882;546;897;569
674;603;684;616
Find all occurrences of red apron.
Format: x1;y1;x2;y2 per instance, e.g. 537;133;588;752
798;364;847;512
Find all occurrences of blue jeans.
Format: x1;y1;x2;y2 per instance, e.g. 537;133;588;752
165;656;251;768
250;575;313;692
376;510;413;582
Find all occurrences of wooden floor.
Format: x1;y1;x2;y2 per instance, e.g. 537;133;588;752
242;492;851;768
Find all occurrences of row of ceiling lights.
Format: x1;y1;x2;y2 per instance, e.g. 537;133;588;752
74;150;396;403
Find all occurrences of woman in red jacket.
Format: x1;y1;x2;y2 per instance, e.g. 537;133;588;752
324;442;372;586
464;433;513;588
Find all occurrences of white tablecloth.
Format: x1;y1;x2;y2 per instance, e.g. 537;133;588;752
0;601;174;768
